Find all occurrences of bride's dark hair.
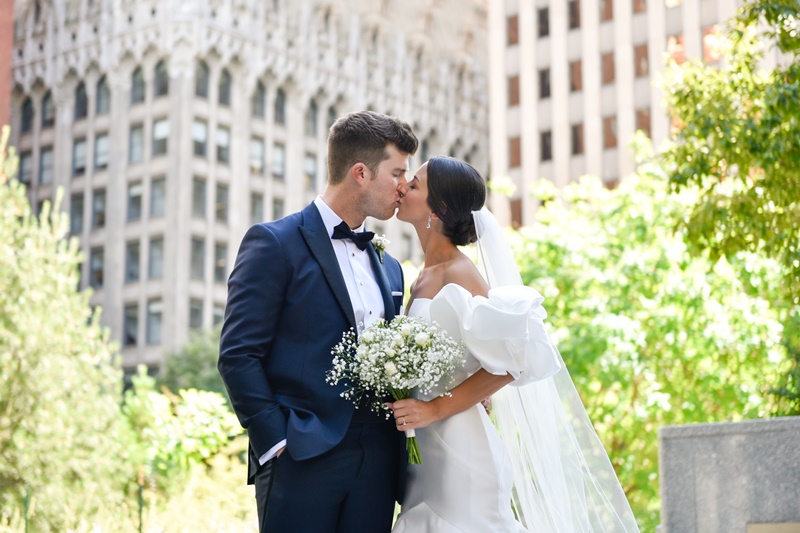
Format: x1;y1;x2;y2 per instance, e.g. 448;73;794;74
426;156;487;246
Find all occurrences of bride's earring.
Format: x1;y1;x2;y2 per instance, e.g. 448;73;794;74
426;215;431;229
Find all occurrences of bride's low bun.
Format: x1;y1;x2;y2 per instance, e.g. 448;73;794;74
426;157;486;247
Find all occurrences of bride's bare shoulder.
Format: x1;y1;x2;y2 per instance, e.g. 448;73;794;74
443;255;489;298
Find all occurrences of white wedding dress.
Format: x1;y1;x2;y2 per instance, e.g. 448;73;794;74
393;283;562;533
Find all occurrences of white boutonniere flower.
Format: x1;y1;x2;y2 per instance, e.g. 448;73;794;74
372;234;390;264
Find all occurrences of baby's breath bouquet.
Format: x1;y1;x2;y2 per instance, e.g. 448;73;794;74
327;315;464;464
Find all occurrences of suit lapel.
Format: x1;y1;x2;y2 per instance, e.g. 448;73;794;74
299;205;357;329
366;243;395;320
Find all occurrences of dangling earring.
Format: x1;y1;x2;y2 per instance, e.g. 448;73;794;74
426;214;431;229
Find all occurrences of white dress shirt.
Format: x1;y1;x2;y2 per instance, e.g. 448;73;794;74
260;197;385;465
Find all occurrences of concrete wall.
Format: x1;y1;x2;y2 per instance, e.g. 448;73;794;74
659;416;800;533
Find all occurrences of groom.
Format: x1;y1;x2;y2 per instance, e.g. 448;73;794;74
218;111;418;532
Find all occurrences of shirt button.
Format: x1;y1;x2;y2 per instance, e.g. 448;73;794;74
359;282;363;286
352;253;355;257
369;311;373;315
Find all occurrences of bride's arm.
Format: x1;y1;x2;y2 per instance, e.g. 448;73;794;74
390;369;513;430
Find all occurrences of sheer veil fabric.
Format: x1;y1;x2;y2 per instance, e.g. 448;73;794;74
471;208;639;532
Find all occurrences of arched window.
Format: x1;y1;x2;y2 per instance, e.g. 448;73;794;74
195;61;209;98
251;81;265;118
21;98;34;133
131;67;145;104
75;82;88;120
154;60;169;98
274;88;286;126
327;105;337;128
305;99;318;137
41;91;55;128
96;76;110;115
218;68;231;106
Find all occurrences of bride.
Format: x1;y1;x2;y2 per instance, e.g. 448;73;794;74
389;156;639;532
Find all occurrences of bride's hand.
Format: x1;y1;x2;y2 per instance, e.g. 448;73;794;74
389;398;441;431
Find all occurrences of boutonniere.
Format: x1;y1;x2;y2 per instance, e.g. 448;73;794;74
372;234;390;264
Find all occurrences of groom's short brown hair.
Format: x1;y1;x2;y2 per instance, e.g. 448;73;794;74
327;111;418;185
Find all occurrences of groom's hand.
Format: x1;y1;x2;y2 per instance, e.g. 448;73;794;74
276;446;286;458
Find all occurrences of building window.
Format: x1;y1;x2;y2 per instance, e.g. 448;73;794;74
508;75;520;107
272;197;284;220
39;147;53;184
634;0;647;13
89;247;104;289
131;67;145;104
70;193;84;234
92;188;106;228
148;236;164;279
127;182;143;221
72;138;87;176
213;304;225;326
146;299;162;345
150;176;166;217
568;0;581;29
192;177;206;218
507;14;519;46
18;151;33;184
539;69;551;99
636;107;652;138
94;133;109;170
602;52;615;85
250;137;265;175
509;136;521;168
569;60;582;92
216;127;230;164
195;61;209;98
129;124;144;164
96;76;110;115
186;121;204;159
274;89;286;126
327;106;338;128
125;240;140;283
304;154;317;192
154;60;169;98
635;44;649;77
537;8;549;38
219;69;231;106
703;25;722;63
420;139;429;162
667;34;686;64
123;303;138;346
191;237;205;280
21;98;34;133
42;91;55;128
600;0;613;21
251;192;264;224
189;298;203;330
214;242;227;283
540;131;552;161
272;143;285;180
152;118;169;156
215;183;228;223
252;81;266;118
571;123;584;155
603;115;618;149
305;99;318;137
75;82;88;120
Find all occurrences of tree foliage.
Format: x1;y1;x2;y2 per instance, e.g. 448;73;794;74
512;156;787;530
661;0;800;303
157;326;228;400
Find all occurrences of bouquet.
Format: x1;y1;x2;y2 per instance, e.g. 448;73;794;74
327;315;464;464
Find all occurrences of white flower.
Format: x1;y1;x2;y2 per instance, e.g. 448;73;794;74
372;234;390;263
393;334;404;347
401;324;412;336
384;361;398;376
362;330;374;343
415;332;429;346
385;347;396;358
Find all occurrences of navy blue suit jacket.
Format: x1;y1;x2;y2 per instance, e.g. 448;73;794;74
219;202;405;483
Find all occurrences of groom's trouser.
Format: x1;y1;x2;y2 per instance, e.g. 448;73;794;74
255;420;400;533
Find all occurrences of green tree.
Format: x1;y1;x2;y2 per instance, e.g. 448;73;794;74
512;156;787;530
0;127;139;530
157;326;227;398
660;0;800;302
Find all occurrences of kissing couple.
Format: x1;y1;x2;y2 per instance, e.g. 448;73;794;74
218;111;639;532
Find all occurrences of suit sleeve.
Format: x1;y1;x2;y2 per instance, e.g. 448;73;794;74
218;224;287;456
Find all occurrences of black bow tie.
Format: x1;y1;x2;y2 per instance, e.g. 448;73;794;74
331;221;375;251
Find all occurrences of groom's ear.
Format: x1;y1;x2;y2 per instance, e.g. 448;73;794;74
350;163;368;186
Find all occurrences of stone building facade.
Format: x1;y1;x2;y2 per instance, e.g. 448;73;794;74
9;0;489;371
